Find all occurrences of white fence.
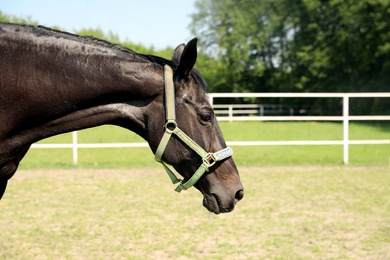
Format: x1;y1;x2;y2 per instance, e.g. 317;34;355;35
213;104;294;118
31;92;390;165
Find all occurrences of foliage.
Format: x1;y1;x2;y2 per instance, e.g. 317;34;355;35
190;0;390;113
74;27;121;44
0;10;38;25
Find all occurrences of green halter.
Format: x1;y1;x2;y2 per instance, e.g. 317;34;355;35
154;65;233;192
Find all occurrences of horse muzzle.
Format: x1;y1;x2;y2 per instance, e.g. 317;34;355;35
202;187;244;214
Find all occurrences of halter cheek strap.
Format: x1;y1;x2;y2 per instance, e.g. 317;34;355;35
154;65;233;192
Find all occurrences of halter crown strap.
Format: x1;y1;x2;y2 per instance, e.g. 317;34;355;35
163;64;176;123
155;65;233;192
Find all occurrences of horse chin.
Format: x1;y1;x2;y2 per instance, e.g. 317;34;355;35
202;193;234;214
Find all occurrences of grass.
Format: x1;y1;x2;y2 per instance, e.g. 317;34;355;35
223;121;389;167
19;122;390;169
3;122;389;258
1;167;389;259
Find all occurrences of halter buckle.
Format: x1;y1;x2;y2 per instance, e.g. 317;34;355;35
203;153;217;167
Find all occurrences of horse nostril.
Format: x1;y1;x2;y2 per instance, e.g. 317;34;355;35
235;189;244;202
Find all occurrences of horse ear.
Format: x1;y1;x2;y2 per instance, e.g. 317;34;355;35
172;44;185;64
175;38;198;80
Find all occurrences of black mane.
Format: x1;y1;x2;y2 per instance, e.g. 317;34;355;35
2;22;173;67
1;23;208;89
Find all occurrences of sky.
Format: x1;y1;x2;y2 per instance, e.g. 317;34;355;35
0;0;196;49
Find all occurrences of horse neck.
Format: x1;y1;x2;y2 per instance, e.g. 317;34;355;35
1;29;165;145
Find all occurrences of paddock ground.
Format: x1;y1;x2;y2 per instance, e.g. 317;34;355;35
1;166;389;259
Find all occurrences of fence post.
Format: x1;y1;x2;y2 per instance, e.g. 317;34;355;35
72;131;78;165
259;105;264;116
343;95;349;164
208;94;214;106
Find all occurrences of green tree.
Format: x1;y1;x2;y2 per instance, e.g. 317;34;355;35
190;0;390;113
0;10;38;25
74;28;121;44
191;0;266;92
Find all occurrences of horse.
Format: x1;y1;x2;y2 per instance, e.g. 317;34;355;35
0;23;243;214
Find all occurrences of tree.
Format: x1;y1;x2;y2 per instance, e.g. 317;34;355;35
191;0;277;93
74;28;121;44
0;11;38;25
190;0;390;113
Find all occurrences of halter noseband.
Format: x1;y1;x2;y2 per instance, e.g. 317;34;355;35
154;65;233;192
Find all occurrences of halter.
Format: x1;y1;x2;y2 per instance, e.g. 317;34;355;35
154;65;233;192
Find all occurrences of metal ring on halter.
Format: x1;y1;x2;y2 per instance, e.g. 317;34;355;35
165;121;177;134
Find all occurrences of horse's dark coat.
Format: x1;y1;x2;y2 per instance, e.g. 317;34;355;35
0;23;243;214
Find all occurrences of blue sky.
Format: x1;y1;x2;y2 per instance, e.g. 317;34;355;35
0;0;196;49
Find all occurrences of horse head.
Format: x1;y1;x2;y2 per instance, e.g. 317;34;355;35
148;38;244;214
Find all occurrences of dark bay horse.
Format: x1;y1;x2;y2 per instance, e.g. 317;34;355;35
0;23;243;214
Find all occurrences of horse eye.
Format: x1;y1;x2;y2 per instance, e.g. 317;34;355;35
199;112;212;123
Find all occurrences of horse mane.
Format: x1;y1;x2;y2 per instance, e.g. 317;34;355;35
2;23;207;89
3;22;173;67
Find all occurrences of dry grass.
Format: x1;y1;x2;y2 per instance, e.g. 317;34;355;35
1;167;389;259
